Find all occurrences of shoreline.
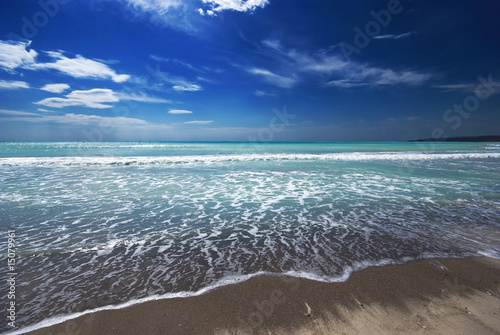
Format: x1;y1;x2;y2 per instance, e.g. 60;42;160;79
19;256;500;335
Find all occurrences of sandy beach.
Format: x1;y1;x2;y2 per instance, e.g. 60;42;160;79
24;256;500;335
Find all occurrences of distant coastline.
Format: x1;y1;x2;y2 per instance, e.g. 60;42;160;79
409;135;500;142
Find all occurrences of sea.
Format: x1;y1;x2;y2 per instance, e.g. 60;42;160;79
1;141;499;333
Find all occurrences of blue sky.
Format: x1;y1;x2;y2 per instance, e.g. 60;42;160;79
0;0;499;141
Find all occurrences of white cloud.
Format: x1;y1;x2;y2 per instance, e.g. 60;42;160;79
323;80;368;88
150;55;203;73
118;0;267;31
117;92;171;103
433;84;474;90
201;0;269;13
0;113;150;127
431;83;487;94
168;109;193;114
254;90;276;97
148;68;204;92
118;0;198;33
0;40;37;72
184;120;213;124
31;51;130;83
0;40;130;83
0;109;38;116
122;0;182;14
374;32;415;40
35;88;119;109
0;80;30;89
40;83;70;93
173;83;202;91
257;39;432;88
324;67;432;87
299;54;348;73
35;89;171;109
37;108;57;113
248;68;298;88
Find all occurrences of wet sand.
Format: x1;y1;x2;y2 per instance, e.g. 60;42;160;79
26;257;500;335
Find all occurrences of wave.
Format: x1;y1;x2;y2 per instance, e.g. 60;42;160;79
4;252;473;335
1;152;499;167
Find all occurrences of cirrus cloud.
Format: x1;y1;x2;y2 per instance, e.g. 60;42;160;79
0;112;150;127
256;39;433;89
35;88;171;109
168;109;193;114
184;120;213;124
0;109;38;116
247;68;298;89
0;80;30;89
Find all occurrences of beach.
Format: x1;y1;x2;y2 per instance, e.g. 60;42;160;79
25;256;500;335
1;142;499;333
1;0;500;332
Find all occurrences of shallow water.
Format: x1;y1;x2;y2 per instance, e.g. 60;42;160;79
1;141;499;332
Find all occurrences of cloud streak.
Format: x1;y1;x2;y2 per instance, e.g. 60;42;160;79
248;68;298;88
0;112;150;127
0;109;38;116
168;109;192;114
0;80;30;89
373;32;415;40
36;88;171;109
149;67;204;92
256;39;433;89
184;120;213;124
199;0;269;14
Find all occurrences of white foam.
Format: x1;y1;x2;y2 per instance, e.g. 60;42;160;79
1;152;499;167
6;253;473;335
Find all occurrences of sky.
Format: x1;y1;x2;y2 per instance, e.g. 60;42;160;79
0;0;499;141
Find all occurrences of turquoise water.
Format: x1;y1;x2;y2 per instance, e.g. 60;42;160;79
1;142;499;332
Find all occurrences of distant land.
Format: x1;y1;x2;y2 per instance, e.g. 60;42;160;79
409;135;500;142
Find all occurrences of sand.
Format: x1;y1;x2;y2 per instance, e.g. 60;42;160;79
25;257;500;335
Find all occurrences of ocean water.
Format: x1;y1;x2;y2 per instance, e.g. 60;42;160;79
1;141;500;333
